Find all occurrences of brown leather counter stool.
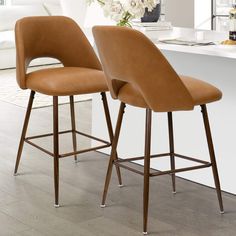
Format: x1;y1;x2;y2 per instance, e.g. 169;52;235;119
93;26;224;234
14;16;122;207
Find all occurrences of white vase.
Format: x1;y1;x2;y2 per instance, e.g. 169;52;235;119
60;0;87;26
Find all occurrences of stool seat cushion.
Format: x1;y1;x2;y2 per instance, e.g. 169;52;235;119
118;75;222;110
181;76;222;106
26;67;108;96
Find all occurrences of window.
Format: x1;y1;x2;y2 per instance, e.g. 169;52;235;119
212;0;232;31
0;0;5;5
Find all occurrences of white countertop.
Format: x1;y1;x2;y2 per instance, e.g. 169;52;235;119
144;27;236;60
86;26;236;60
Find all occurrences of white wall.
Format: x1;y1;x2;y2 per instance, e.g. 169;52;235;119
60;0;87;26
84;2;114;27
194;0;211;29
60;0;113;27
165;0;195;28
165;0;211;30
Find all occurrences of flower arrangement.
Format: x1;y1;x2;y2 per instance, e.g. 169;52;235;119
87;0;160;26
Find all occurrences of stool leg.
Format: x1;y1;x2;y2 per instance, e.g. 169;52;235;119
167;112;176;193
101;102;126;207
101;92;123;186
69;96;77;162
53;96;60;207
143;109;152;235
201;104;224;213
14;90;35;175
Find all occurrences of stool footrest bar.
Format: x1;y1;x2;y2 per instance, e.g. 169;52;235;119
59;144;111;158
25;130;110;145
174;153;210;164
114;162;144;176
113;152;212;177
150;163;212;177
25;139;54;157
75;130;110;144
24;129;111;158
25;130;72;140
117;153;170;163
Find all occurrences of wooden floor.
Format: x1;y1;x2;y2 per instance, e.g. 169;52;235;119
0;99;236;236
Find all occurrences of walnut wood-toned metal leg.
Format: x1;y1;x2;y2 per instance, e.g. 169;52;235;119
53;96;60;207
143;109;152;235
168;112;176;193
70;96;77;162
101;92;123;186
201;104;224;213
101;102;126;207
14;90;35;175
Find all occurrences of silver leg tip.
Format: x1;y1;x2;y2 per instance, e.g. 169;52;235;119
100;204;106;208
54;204;60;208
220;211;225;214
13;173;18;176
74;160;79;163
172;191;177;194
118;184;124;188
143;232;148;235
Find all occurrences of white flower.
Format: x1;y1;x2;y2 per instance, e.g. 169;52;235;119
102;0;125;21
86;0;160;23
123;0;145;18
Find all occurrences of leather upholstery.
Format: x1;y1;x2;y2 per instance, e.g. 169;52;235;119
181;76;222;106
15;16;105;96
26;67;108;96
93;26;222;112
118;83;147;108
118;76;222;109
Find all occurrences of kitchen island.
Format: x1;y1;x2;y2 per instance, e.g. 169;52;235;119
91;27;236;195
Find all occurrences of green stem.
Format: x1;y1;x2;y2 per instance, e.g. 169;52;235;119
97;0;105;5
124;11;132;21
117;19;132;27
116;11;132;27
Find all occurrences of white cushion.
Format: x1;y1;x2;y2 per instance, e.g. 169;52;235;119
43;3;62;15
0;30;15;50
12;0;59;5
0;5;49;31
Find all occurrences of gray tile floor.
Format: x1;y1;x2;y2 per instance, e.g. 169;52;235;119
0;99;236;235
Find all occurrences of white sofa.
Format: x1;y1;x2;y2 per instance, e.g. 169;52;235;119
0;0;62;69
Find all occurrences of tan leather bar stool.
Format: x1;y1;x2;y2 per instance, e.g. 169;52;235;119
93;26;224;234
14;16;122;207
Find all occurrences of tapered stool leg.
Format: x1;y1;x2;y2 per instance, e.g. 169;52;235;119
168;112;176;193
201;104;224;213
143;109;152;235
53;96;60;207
101;102;126;207
14;90;35;175
101;92;123;186
69;96;78;162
